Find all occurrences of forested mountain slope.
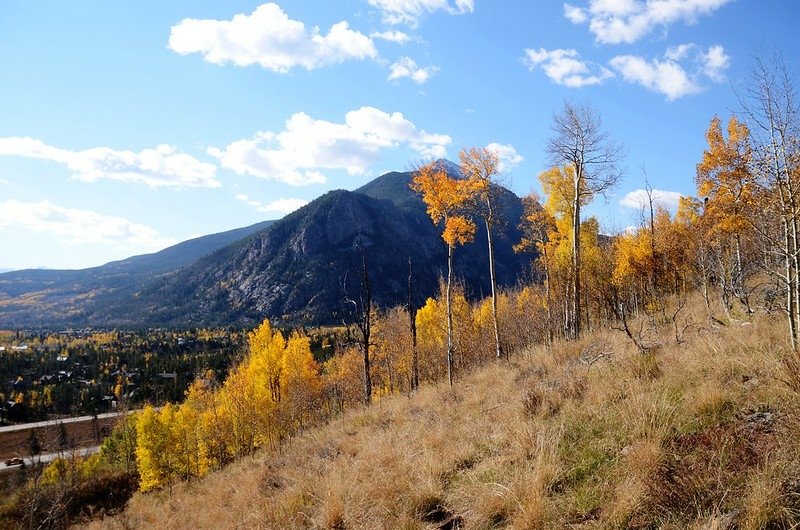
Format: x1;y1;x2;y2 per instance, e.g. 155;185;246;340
0;166;531;328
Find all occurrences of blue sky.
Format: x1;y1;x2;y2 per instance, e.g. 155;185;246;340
0;0;797;270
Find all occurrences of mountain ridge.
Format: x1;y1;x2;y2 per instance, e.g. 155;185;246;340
0;165;533;328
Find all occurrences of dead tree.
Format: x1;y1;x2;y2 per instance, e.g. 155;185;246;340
547;101;625;338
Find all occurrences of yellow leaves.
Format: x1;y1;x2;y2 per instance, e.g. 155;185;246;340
247;319;286;402
516;192;558;255
613;231;651;287
539;165;591;224
133;319;325;491
443;216;476;246
416;297;445;349
281;331;322;409
459;146;498;198
322;346;363;408
411;160;479;248
696;115;754;239
136;404;173;492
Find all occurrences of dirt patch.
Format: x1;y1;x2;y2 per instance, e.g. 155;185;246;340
0;417;119;460
630;413;780;527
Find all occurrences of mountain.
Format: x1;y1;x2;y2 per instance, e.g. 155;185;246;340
0;220;275;326
0;164;534;328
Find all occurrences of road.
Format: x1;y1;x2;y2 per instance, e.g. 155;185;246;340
0;411;129;434
0;446;101;471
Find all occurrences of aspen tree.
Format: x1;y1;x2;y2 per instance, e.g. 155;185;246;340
546;102;624;338
411;161;478;385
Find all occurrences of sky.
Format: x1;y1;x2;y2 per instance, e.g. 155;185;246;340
0;0;797;271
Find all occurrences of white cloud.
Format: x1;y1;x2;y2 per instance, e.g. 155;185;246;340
610;55;699;100
0;178;8;185
524;48;613;88
702;44;729;82
210;106;451;185
565;0;733;44
169;3;377;73
0;200;175;249
485;143;523;172
620;189;683;211
0;137;220;188
388;56;439;83
235;193;308;215
664;43;694;61
564;3;588;23
609;44;729;100
368;0;474;25
371;30;412;44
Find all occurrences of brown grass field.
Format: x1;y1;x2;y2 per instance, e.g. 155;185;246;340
81;304;800;529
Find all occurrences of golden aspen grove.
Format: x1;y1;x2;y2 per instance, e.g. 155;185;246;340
5;54;800;530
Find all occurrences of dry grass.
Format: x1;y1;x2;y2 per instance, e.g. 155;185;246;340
83;303;800;529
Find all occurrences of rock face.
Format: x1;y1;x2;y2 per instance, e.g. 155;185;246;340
0;167;534;328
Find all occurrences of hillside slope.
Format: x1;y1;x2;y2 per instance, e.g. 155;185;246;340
86;312;800;529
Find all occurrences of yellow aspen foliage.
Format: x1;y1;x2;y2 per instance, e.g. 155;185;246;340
323;346;364;410
170;399;212;481
136;404;177;492
696;115;754;237
516;192;558;256
217;365;256;457
183;379;224;471
443;215;476;246
371;307;412;396
410;162;478;228
281;331;322;428
416;297;445;350
247;319;286;403
40;457;73;487
613;229;653;288
412;160;480;384
459;146;498;195
415;297;447;380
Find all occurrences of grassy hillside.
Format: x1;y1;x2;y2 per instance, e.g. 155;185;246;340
83;305;800;529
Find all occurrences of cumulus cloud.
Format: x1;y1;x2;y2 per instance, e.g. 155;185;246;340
169;3;377;72
0;199;175;249
609;44;729;100
564;0;733;44
610;55;699;100
0;137;219;188
485;143;523;172
524;48;613;88
564;3;588;23
209;106;451;185
702;44;729;82
235;193;308;214
371;30;412;43
388;57;439;83
620;188;683;211
368;0;474;25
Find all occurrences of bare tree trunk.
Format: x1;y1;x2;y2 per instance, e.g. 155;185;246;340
572;177;582;339
784;213;797;350
446;244;454;386
360;256;372;404
543;251;554;347
408;257;419;391
485;216;504;360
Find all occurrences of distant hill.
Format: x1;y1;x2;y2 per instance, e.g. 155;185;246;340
0;220;275;326
0;163;534;328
